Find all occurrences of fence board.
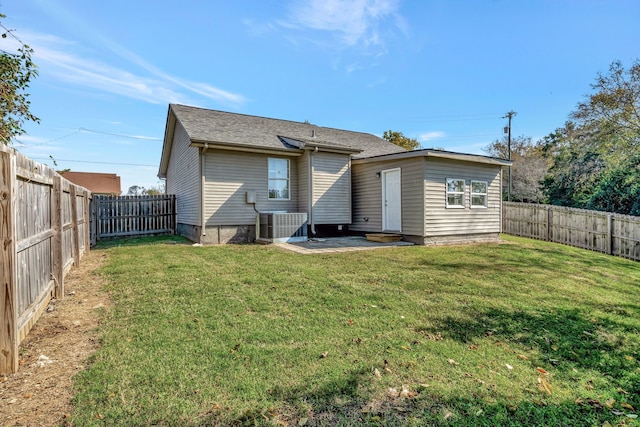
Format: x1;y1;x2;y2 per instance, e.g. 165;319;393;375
91;195;176;241
0;145;91;374
503;202;640;261
1;147;18;373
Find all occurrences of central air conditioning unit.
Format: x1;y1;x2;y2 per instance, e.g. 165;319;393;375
259;212;308;243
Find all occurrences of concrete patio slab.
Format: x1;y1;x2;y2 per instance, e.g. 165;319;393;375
275;236;414;254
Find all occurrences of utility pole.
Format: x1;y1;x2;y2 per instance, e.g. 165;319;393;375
502;111;517;202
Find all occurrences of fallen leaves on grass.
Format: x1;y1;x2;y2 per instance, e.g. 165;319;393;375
537;377;553;395
387;385;417;399
447;358;459;365
420;331;443;341
400;385;417;398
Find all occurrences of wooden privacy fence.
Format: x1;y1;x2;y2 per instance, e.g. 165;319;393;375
1;145;91;374
503;202;640;261
91;194;176;243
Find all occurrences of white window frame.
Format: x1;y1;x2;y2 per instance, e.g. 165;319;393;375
446;178;465;208
470;180;488;208
268;158;290;201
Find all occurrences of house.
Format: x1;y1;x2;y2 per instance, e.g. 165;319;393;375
59;171;121;196
158;104;511;245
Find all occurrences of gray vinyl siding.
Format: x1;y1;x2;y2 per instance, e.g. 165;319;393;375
166;122;200;225
425;158;502;236
203;149;298;226
312;152;351;224
297;151;309;214
351;158;425;235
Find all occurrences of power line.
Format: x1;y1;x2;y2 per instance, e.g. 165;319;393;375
404;115;503;124
16;127;161;148
31;157;157;167
0;22;26;45
78;127;161;141
15;129;82;147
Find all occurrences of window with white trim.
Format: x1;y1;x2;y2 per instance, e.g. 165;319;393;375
268;158;290;200
446;178;465;208
471;180;488;208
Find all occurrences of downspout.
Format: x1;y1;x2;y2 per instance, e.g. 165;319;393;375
309;147;318;235
200;143;209;239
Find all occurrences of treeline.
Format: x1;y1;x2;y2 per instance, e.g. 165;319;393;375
485;59;640;216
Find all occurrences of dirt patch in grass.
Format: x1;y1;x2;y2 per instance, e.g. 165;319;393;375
0;249;109;427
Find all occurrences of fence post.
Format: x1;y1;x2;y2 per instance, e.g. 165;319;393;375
172;194;177;234
89;196;97;246
607;214;613;255
546;206;552;242
70;185;80;266
52;175;64;299
0;148;18;374
83;190;90;251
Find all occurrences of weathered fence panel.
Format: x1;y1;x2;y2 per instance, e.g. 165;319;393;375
503;202;640;261
1;145;90;374
92;194;176;241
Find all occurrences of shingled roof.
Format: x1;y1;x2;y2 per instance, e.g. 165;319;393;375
167;104;406;160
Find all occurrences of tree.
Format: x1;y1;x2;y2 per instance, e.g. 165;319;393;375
127;181;165;196
127;185;146;196
571;59;640;141
484;135;548;202
541;123;606;208
0;14;39;144
145;180;166;195
382;130;420;150
542;60;640;214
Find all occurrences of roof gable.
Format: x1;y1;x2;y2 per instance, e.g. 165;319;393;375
158;104;406;176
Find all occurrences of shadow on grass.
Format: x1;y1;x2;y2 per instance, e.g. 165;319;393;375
200;375;637;426
200;368;372;426
360;394;635;427
93;235;192;249
421;307;639;393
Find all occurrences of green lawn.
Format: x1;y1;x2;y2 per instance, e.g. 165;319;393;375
72;235;640;426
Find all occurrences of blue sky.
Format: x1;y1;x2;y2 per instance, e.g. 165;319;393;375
2;0;639;193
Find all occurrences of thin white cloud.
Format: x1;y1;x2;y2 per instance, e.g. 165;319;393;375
419;131;446;142
281;0;406;54
1;30;245;107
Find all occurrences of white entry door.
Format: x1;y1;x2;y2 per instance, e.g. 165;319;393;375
382;168;402;232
